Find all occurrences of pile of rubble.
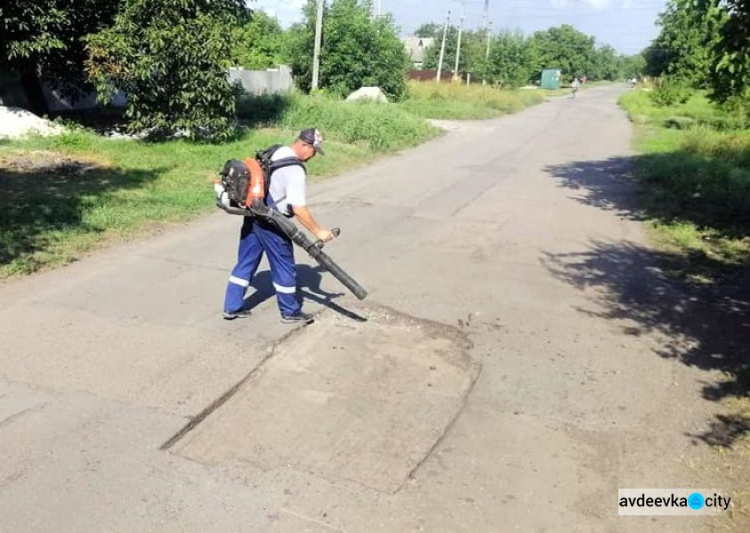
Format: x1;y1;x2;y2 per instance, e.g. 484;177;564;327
0;106;65;139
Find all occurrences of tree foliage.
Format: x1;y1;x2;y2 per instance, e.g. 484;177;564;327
87;0;244;140
0;0;119;112
644;0;724;88
529;25;597;82
284;1;318;93
422;27;489;75
419;20;635;85
709;0;750;103
285;0;409;100
414;23;442;39
484;31;536;88
644;0;750;105
231;10;285;70
619;53;647;80
422;26;459;71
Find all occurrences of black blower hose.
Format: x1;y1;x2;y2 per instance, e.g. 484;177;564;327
218;201;368;300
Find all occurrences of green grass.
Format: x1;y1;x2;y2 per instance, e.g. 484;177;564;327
398;81;545;119
619;89;750;279
1;83;546;278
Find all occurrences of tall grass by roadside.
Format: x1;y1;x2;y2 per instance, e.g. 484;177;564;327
619;90;750;275
280;94;437;151
398;81;545;119
236;92;438;151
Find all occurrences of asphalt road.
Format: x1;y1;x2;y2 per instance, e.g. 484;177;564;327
0;86;733;532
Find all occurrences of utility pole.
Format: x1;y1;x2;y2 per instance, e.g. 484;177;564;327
312;0;324;90
483;20;492;85
481;0;490;85
485;21;493;60
481;0;490;32
453;11;465;81
436;10;451;83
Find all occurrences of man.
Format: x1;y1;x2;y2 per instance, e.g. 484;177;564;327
571;77;580;98
223;128;335;324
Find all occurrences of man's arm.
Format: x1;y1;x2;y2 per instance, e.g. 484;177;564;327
292;205;334;242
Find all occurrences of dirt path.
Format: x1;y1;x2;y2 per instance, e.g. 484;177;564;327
0;87;740;532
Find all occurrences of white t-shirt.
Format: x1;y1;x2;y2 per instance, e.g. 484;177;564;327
267;146;307;215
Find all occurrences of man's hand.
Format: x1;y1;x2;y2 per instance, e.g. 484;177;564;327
316;229;335;242
292;205;334;242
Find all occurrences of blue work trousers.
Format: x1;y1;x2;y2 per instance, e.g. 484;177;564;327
223;217;299;316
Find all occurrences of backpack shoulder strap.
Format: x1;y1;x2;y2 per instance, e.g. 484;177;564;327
269;157;305;174
257;144;284;160
254;146;306;208
258;145;306;177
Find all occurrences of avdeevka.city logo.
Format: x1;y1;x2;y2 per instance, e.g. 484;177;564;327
618;489;732;516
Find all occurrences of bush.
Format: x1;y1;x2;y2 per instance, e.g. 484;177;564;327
650;78;693;107
639;127;750;233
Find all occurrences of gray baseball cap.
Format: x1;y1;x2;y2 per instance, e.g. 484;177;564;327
298;128;325;155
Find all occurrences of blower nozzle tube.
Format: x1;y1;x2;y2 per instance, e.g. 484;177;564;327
217;201;368;300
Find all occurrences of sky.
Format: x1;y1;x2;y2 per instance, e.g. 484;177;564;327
248;0;668;55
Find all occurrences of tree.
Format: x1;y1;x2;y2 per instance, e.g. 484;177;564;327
231;10;285;70
619;53;647;80
284;1;318;93
709;0;750;103
644;0;724;88
483;31;536;88
422;27;485;75
0;0;119;114
87;0;244;141
414;22;441;39
422;26;458;71
285;0;409;100
590;45;620;81
529;25;597;82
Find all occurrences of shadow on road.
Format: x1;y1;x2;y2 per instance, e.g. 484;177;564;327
543;157;750;449
243;264;367;322
548;152;750;237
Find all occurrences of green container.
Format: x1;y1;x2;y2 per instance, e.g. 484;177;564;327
540;69;561;90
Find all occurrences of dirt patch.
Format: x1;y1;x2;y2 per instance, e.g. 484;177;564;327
168;304;480;494
0;151;103;174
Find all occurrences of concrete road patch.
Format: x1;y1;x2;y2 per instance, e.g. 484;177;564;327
169;305;479;494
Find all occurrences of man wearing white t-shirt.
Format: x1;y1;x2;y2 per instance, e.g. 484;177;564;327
223;128;334;324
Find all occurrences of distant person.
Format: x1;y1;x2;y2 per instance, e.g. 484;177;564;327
571;78;580;98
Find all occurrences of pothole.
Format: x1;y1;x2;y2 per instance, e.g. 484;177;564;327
165;303;480;494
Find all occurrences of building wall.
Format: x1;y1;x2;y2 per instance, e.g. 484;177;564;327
228;66;295;96
1;66;295;114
